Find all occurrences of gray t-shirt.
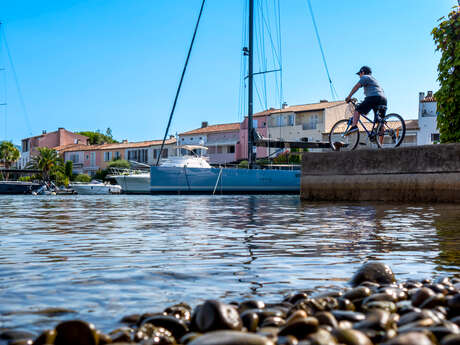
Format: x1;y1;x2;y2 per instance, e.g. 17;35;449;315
359;75;385;97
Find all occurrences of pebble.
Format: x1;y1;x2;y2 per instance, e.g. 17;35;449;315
14;263;459;345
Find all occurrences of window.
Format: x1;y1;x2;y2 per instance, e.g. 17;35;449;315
228;145;235;153
86;155;89;160
127;149;148;163
217;146;223;154
114;151;121;160
104;152;112;161
431;133;440;142
253;119;258;128
69;154;79;163
287;114;294;126
153;149;168;160
208;146;216;154
303;114;319;130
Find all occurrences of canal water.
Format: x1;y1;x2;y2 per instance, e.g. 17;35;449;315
0;195;459;334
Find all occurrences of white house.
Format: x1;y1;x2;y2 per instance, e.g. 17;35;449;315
417;91;439;145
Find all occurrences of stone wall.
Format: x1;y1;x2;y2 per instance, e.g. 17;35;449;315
301;144;460;202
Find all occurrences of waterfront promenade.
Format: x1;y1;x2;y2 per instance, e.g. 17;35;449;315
301;143;460;203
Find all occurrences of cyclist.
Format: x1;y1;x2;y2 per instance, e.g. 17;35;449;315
344;66;387;133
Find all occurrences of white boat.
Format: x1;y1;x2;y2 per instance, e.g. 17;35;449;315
70;180;122;195
110;145;211;194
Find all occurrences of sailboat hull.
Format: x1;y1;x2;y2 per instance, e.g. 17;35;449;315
150;166;300;194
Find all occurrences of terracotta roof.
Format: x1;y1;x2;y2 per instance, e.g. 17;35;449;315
180;123;241;136
24;128;89;141
253;101;346;117
56;138;177;153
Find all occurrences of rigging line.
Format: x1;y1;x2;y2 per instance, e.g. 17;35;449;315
306;0;339;100
0;23;33;136
276;0;284;105
238;0;248;121
257;0;281;67
156;0;206;166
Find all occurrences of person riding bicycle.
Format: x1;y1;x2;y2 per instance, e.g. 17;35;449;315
344;66;387;133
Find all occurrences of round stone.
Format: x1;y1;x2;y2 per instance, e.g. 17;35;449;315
188;330;274;345
350;263;396;287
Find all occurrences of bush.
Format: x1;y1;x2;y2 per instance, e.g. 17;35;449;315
107;159;130;169
431;6;460;142
74;174;92;182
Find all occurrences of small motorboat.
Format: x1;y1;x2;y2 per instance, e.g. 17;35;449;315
69;180;122;195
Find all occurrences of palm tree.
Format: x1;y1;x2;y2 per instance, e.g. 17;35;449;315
0;141;20;181
29;147;61;181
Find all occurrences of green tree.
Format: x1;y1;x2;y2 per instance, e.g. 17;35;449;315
0;141;20;181
431;6;460;142
29;147;61;181
65;161;73;179
74;174;92;182
78;130;118;145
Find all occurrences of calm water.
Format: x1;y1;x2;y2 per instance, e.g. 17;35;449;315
0;195;459;334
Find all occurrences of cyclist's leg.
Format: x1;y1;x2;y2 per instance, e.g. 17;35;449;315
354;97;374;126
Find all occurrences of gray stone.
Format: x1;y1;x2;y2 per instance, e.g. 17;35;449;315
350;262;396;287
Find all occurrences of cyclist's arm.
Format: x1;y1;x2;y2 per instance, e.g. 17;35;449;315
345;82;362;102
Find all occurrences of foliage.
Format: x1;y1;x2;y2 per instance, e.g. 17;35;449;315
238;160;248;168
78;128;118;145
94;169;109;181
107;159;130;169
272;151;301;164
28;147;61;181
19;176;31;182
431;6;460;142
0;141;20;181
65;161;73;179
74;174;92;182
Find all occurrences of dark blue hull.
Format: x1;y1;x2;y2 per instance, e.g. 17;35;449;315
0;181;42;195
150;166;300;194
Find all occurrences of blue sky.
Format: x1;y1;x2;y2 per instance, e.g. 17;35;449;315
0;0;456;145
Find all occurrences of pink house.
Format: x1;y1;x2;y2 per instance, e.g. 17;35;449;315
19;128;89;169
237;113;269;161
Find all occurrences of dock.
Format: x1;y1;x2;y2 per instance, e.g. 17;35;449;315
300;143;460;203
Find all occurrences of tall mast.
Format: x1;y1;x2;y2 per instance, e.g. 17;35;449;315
247;0;255;168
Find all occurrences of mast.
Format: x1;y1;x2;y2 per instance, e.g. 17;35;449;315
247;0;255;168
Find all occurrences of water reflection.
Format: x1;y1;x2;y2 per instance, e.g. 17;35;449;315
0;195;458;334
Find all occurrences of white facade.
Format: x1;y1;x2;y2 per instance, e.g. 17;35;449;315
417;91;439;145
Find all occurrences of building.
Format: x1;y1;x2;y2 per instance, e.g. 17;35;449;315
239;100;349;157
58;138;177;176
19;128;89;169
179;122;241;165
417;91;439;145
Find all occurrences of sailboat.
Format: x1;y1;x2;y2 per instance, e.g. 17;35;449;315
149;0;300;194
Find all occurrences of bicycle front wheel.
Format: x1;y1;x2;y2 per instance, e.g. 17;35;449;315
376;113;406;149
329;119;360;151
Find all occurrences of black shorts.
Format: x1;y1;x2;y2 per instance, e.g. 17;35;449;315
356;96;387;115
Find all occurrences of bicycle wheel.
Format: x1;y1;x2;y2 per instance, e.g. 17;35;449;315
329;119;360;151
376;113;406;149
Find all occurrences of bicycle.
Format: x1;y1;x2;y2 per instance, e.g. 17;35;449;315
329;99;406;151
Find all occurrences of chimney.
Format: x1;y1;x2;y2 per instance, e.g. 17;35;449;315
169;135;175;139
122;139;128;144
419;92;425;101
42;130;47;134
282;102;288;109
427;91;433;98
320;99;328;103
201;121;208;128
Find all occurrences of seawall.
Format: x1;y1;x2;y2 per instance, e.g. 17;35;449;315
300;143;460;202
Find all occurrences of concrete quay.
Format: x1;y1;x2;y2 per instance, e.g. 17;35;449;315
300;143;460;203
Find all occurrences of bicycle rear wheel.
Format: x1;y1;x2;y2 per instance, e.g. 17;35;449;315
329;119;360;151
376;113;406;149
